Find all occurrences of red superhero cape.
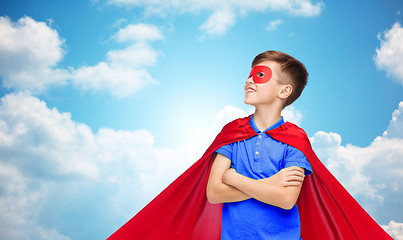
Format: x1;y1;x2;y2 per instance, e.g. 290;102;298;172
108;115;392;239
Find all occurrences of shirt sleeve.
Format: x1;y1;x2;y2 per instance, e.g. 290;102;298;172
282;145;312;176
215;143;232;161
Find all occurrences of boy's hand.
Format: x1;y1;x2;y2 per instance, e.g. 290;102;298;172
262;166;305;187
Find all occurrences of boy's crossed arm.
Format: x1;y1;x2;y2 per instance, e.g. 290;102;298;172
207;153;251;203
206;153;305;210
222;167;303;210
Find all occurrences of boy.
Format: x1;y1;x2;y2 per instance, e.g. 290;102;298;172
207;50;312;239
108;51;393;240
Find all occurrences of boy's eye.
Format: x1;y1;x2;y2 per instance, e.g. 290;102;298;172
257;72;265;78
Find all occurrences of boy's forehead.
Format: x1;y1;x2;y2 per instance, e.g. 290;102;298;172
254;61;282;77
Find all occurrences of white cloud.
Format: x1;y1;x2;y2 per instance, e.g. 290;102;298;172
105;0;324;36
114;23;164;43
0;92;99;239
383;101;403;138
0;92;202;238
283;105;302;125
375;22;403;85
382;221;403;240
108;0;324;17
70;23;162;98
199;9;235;37
0;16;69;92
311;131;384;202
0;92;99;179
71;61;156;98
106;42;160;68
310;102;403;228
266;19;283;31
0;17;162;98
286;0;324;16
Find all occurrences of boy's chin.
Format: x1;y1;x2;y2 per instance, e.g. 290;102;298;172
244;99;256;106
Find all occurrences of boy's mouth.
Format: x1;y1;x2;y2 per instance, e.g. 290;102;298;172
245;86;256;94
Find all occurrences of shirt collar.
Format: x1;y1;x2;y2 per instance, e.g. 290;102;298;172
250;115;285;134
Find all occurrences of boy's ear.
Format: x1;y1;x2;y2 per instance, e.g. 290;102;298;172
278;84;292;99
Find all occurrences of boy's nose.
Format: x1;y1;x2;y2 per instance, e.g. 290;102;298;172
246;76;255;84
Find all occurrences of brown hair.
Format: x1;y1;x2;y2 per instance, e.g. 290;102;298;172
252;50;308;107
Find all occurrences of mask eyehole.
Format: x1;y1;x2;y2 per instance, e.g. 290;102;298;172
257;72;265;78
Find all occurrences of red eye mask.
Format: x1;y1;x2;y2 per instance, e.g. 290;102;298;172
248;65;272;84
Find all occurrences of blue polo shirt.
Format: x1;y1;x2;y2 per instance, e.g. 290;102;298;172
216;115;312;240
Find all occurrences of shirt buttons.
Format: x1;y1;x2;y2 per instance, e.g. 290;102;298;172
257;143;260;146
255;151;260;155
258;135;262;139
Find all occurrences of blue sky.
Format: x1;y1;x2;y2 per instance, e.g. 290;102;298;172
0;0;402;239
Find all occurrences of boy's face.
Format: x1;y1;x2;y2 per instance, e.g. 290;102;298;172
244;61;287;106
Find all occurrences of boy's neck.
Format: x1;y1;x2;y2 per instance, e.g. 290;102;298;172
253;106;282;132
